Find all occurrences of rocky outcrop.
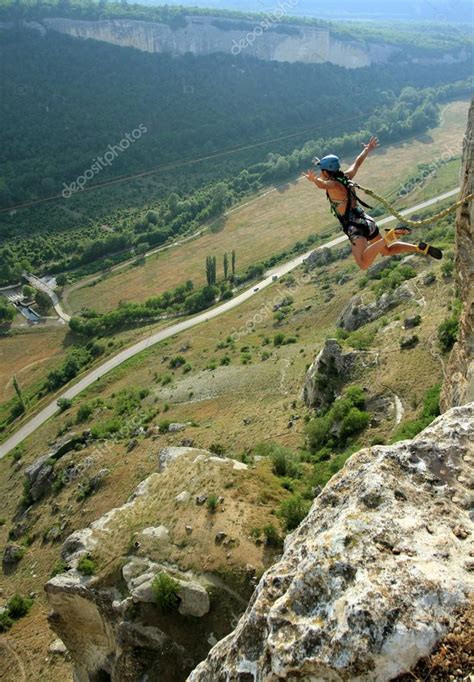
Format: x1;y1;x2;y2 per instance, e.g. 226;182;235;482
188;403;474;681
36;16;400;67
337;284;414;332
302;338;377;410
441;99;474;411
44;448;262;681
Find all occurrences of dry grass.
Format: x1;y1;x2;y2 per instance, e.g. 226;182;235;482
0;325;68;402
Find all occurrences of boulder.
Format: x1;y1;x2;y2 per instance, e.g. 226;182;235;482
188;404;474;682
404;314;421;329
337;284;414;332
24;454;54;502
2;543;24;566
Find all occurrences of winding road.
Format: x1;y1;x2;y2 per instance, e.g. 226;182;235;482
0;187;461;459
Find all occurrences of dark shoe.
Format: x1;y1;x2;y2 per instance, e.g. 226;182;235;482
418;242;443;260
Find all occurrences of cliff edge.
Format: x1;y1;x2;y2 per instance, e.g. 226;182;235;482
441;99;474;411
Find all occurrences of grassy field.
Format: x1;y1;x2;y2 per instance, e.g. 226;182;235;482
64;99;470;315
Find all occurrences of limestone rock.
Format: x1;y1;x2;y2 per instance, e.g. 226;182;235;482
42;17;404;69
140;526;169;542
24;454;54;502
158;446;202;471
188;404;474;682
302;339;375;411
48;638;67;655
337;284;414;332
441;100;474;410
168;423;186;432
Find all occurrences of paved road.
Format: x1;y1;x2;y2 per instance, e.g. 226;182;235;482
0;187;460;459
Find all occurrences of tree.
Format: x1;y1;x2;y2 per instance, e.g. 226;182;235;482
12;376;25;410
223;252;229;280
34;290;51;311
22;284;34;298
0;298;15;324
56;273;68;287
205;255;217;286
231;250;236;277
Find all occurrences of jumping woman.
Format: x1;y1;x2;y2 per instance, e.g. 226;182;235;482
304;137;442;270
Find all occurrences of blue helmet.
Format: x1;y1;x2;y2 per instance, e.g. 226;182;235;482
313;154;340;173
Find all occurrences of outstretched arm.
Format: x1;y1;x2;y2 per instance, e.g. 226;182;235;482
345;136;379;179
304;170;333;189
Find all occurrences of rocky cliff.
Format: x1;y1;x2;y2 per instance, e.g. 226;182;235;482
35;16;398;67
441;99;474;411
188;404;473;681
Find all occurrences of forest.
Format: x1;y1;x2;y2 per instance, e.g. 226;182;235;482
0;4;472;284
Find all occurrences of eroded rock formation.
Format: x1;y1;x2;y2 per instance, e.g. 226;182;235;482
188;404;474;681
441;99;474;411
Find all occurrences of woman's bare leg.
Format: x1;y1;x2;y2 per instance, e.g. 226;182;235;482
351;235;419;270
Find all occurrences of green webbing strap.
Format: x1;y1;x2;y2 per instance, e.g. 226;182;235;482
354;184;474;228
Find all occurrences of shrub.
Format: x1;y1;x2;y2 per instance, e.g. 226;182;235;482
169;355;186;369
0;611;13;632
6;594;33;619
182;363;192;374
206;494;218;513
339;408;370;441
270;447;301;479
305;415;332;453
209;443;225;456
274;333;285;346
152;573;180;610
279;494;311;531
161;374;172;386
76;402;93;423
77;555;97;575
438;315;459;353
158;420;171;433
263;524;282;547
0;517;5;526
57;397;72;412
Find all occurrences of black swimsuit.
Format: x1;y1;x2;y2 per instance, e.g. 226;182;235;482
327;182;380;245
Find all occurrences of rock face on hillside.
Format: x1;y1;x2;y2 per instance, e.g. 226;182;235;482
44;448;263;682
36;16;400;67
441;99;474;411
188;404;474;681
302;338;377;410
337;284;414;332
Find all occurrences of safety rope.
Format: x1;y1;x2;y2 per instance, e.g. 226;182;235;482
355;183;474;228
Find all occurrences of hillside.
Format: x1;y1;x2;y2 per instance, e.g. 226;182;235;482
0;135;471;678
